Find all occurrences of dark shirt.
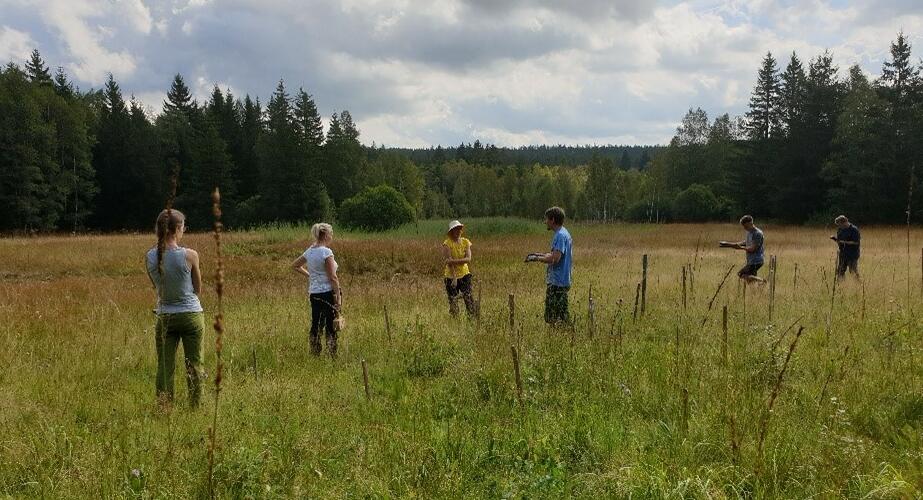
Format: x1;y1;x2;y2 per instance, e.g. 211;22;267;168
837;224;860;259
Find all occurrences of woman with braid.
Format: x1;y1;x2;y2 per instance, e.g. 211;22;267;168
145;209;205;408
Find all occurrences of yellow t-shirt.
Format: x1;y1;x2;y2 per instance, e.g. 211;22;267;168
443;237;471;278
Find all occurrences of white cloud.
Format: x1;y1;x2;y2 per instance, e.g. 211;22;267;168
5;0;923;145
31;0;137;83
118;0;154;35
0;26;34;63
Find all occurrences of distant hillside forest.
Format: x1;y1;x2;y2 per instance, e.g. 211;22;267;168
1;31;922;231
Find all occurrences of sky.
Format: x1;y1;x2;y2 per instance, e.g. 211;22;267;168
1;0;922;147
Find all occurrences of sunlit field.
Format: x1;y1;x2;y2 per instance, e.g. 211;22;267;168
2;219;922;498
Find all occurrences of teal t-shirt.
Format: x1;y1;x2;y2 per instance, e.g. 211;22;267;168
546;227;573;287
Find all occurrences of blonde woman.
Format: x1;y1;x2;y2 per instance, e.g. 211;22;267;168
443;220;475;317
292;223;341;357
145;209;205;407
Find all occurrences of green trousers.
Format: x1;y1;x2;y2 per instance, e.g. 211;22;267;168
155;312;205;407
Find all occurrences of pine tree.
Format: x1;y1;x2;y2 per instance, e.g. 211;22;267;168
236;95;262;204
879;31;920;108
25;49;52;86
294;89;324;148
53;67;75;98
878;32;923;221
163;73;194;116
0;64;57;229
779;52;807;134
746;52;783;140
257;79;329;222
90;74;137;228
771;52;840;222
323;110;363;203
823;67;892;221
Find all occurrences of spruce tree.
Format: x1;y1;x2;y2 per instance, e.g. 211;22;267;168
163;73;194;116
294;89;324;148
746;52;783;140
779;52;807;134
90;74;136;228
878;32;923;221
53;67;75;98
25;49;52;85
324;110;363;203
0;64;56;229
879;31;920;108
257;79;329;222
236;95;262;204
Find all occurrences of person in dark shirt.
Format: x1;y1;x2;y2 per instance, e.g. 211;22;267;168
831;215;860;279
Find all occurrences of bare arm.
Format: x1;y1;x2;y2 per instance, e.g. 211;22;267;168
292;255;308;277
538;250;563;264
145;258;156;289
186;249;202;295
325;256;341;307
444;243;472;265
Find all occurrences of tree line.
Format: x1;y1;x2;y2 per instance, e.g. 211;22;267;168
1;32;921;231
646;32;923;224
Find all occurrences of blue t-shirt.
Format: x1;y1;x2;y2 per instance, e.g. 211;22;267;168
546;226;573;287
746;227;764;265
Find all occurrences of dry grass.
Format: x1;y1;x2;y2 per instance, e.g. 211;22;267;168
1;220;922;497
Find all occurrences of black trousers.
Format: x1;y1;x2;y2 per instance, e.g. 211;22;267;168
444;274;476;317
837;255;859;279
309;291;337;356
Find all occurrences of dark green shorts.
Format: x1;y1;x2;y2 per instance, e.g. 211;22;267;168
544;284;570;325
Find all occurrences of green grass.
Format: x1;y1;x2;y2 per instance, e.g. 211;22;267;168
1;222;922;497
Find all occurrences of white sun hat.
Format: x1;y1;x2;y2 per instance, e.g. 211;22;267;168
447;220;464;234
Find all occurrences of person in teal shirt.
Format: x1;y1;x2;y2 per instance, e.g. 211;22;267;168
526;206;573;325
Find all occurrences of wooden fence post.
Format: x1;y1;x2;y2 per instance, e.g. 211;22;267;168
641;254;649;315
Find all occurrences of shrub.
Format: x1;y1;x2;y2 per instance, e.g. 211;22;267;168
671;184;724;222
338;185;415;231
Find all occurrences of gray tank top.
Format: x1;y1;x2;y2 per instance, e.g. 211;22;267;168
146;247;203;314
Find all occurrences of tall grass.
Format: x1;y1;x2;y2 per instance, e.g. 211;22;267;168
1;222;922;497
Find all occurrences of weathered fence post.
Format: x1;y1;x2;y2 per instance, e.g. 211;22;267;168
641;254;649;315
682;265;687;312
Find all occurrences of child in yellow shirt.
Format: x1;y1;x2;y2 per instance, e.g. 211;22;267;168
442;220;475;317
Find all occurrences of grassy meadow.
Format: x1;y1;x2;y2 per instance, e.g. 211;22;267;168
2;218;923;498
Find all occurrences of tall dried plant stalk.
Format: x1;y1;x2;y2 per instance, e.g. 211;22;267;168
156;169;179;410
757;326;805;459
700;265;735;327
207;187;226;500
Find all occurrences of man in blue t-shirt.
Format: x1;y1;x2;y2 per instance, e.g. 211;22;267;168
731;214;765;284
831;215;860;279
525;206;573;325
